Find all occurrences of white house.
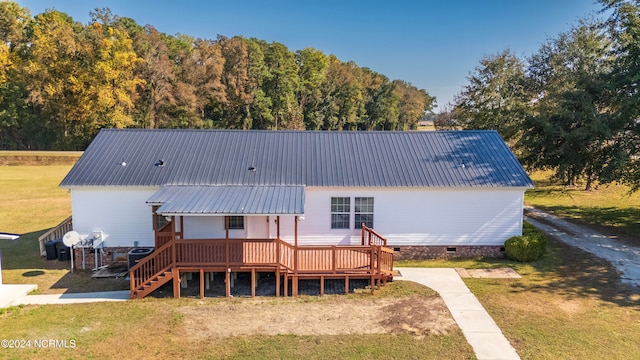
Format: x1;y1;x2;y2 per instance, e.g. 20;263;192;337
59;129;532;298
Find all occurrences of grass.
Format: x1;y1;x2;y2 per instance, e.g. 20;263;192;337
399;225;640;359
0;282;475;359
525;170;640;242
0;164;127;293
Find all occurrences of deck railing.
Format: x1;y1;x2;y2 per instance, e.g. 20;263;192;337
130;234;394;298
129;239;175;291
38;216;73;256
361;224;387;247
174;238;279;266
155;222;174;248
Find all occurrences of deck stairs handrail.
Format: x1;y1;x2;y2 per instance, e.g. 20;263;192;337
361;224;386;247
129;239;175;298
38;216;73;256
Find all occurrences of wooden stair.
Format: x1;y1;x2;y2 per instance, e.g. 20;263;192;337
130;270;174;299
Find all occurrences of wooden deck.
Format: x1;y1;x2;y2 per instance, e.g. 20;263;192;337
130;224;394;299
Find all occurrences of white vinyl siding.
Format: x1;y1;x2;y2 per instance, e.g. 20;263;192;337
182;216;245;239
70;187;158;247
70;186;526;249
278;187;525;247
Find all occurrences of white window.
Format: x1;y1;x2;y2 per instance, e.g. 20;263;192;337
355;197;374;228
331;197;350;229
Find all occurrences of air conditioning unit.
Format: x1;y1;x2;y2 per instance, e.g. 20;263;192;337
127;247;154;269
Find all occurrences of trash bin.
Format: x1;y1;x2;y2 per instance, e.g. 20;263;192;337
45;240;58;260
56;239;70;261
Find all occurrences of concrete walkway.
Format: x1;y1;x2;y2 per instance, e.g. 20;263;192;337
2;290;130;307
0;284;38;308
14;290;130;305
397;268;520;360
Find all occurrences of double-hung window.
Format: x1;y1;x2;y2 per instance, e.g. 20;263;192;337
331;197;350;229
355;197;374;228
228;216;245;230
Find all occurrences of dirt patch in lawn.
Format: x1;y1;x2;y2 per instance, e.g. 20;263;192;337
179;295;456;339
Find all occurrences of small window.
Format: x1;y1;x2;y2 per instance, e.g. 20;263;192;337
331;197;350;229
228;216;244;230
355;197;374;228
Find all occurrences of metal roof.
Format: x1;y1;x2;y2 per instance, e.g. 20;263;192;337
60;129;533;188
148;185;305;215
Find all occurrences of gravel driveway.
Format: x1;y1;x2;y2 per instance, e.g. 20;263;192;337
524;206;640;288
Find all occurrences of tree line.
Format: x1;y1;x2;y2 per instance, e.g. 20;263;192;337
0;2;435;150
438;0;640;191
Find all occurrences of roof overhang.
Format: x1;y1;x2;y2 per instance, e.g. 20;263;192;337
147;185;305;216
0;233;20;241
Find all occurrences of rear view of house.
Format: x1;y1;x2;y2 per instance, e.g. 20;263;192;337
59;129;532;298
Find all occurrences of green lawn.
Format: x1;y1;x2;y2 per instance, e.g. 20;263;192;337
0;165;126;293
525;171;640;242
399;227;640;359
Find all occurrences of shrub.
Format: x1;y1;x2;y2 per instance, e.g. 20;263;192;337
504;232;547;262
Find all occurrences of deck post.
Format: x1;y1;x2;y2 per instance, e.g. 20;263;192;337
284;273;288;297
251;268;256;297
170;218;177;267
225;269;231;298
152;206;159;247
173;268;180;298
276;267;280;297
361;223;365;245
376;246;382;289
225;216;229;268
371;274;375;294
345;276;349;295
199;269;204;299
332;246;336;274
320;275;324;296
276;239;281;297
294;216;298;290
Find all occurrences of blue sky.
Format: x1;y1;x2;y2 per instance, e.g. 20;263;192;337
17;0;604;111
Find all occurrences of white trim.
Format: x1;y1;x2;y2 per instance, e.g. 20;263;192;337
158;212;304;217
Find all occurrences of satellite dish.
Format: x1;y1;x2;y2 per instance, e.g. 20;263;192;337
62;231;80;247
